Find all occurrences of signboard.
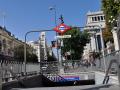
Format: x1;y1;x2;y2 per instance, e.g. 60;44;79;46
63;76;80;81
53;23;71;34
56;35;71;39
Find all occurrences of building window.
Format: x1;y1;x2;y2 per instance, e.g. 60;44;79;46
3;39;6;50
101;16;104;21
98;16;100;21
92;17;95;21
91;15;105;22
97;35;102;50
94;17;97;21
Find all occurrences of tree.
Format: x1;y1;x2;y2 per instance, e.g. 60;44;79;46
47;55;57;62
102;0;120;43
102;28;113;43
14;44;38;62
61;27;90;60
47;50;57;62
14;45;24;61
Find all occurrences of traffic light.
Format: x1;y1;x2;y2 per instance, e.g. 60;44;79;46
51;41;56;47
51;40;61;48
59;15;64;24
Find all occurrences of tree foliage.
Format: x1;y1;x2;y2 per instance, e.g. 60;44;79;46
61;27;90;60
102;0;120;28
102;0;120;43
47;55;57;62
47;51;57;62
102;28;113;43
14;44;38;62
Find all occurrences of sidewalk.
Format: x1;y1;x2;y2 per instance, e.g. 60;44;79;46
95;71;119;85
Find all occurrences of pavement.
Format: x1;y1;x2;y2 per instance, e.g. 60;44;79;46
11;84;120;90
0;68;2;90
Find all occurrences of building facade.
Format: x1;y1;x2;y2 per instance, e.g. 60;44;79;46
27;41;40;62
0;26;25;60
39;32;48;61
83;11;106;60
28;32;49;62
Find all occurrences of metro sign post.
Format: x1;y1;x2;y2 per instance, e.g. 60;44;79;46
53;15;71;35
53;15;72;74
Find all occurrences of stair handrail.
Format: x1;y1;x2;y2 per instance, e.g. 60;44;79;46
103;59;120;85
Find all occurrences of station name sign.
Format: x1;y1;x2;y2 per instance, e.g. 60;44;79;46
56;35;71;39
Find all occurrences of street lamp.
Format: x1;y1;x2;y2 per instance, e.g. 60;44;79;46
49;6;59;61
0;11;6;28
99;25;107;73
49;6;57;26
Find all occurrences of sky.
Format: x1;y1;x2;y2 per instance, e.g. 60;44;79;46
0;0;101;43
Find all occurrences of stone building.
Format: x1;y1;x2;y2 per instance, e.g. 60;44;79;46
0;26;25;60
39;32;48;61
83;11;120;60
112;14;120;51
28;32;50;62
83;11;106;60
27;41;40;62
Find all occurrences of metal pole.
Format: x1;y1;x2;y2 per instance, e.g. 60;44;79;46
54;6;57;27
49;6;59;61
1;12;6;28
99;25;107;73
39;37;41;73
24;34;27;76
59;38;62;69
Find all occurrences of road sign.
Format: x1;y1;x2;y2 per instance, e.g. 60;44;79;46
56;35;71;39
53;23;71;34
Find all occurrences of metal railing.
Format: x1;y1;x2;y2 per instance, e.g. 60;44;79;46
1;50;120;83
103;59;120;85
2;71;38;83
62;60;96;73
0;59;40;82
40;61;59;74
95;50;120;73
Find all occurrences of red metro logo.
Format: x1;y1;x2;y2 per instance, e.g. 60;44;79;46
53;23;71;34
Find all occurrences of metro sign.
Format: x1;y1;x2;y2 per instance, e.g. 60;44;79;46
53;23;71;34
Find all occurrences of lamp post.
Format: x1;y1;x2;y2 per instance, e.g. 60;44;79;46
49;6;59;61
99;25;106;73
0;11;6;28
49;6;57;26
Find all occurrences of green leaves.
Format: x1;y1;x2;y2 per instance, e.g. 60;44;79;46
102;0;120;25
61;27;90;60
101;0;120;43
14;45;38;62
